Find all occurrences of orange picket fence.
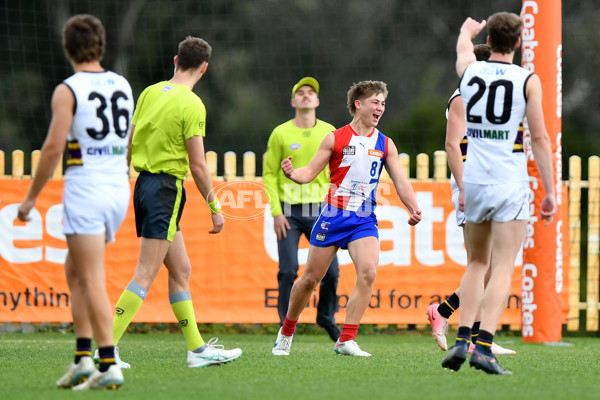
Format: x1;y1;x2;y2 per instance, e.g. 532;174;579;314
0;150;596;331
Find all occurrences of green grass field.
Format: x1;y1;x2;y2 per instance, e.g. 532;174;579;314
1;330;599;400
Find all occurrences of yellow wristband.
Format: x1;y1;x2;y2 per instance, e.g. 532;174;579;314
208;198;221;214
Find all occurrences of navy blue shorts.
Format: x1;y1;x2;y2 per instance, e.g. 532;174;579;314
309;203;379;249
133;172;186;241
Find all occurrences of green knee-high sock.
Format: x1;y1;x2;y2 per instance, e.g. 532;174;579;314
113;281;146;345
170;292;204;351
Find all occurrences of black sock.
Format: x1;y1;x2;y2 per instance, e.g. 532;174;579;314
75;338;92;364
476;330;494;353
456;326;471;345
471;321;481;344
98;346;116;372
437;293;460;319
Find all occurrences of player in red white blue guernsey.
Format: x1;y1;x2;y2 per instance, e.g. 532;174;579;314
324;123;388;216
272;81;422;357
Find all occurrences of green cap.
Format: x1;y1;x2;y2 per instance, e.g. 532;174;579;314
291;77;319;98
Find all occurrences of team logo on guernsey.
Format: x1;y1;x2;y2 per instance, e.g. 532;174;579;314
163;85;172;92
67;140;82;166
290;143;301;150
368;149;383;158
342;145;355;155
320;221;330;230
350;182;367;193
315;232;327;241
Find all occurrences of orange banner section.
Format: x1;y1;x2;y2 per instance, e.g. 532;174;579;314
521;0;564;342
0;179;568;325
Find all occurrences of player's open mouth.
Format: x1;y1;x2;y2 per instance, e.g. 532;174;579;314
373;113;381;120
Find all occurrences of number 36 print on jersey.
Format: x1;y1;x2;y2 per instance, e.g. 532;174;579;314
63;71;134;179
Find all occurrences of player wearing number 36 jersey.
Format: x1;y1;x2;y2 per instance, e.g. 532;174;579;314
17;14;133;390
63;71;133;181
61;69;134;241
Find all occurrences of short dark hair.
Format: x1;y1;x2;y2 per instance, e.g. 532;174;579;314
176;36;212;71
62;14;105;63
346;80;388;116
473;44;491;61
486;12;522;54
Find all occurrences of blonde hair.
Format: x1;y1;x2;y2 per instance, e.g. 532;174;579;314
346;80;388;116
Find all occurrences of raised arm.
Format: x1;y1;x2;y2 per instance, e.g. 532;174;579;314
281;132;334;184
456;18;486;78
525;74;556;224
384;139;422;226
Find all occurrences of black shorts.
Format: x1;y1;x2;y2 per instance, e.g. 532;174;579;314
133;171;186;241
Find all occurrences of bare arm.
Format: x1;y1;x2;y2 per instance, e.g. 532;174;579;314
187;135;224;233
18;84;73;221
456;18;486;77
525;74;556;223
126;125;135;166
445;95;466;211
384;139;422;226
281;132;334;184
263;131;290;239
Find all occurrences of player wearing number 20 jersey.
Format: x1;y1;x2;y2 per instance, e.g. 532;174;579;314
63;71;134;183
460;61;531;185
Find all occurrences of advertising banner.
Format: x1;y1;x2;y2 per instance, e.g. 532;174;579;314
0;179;567;326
